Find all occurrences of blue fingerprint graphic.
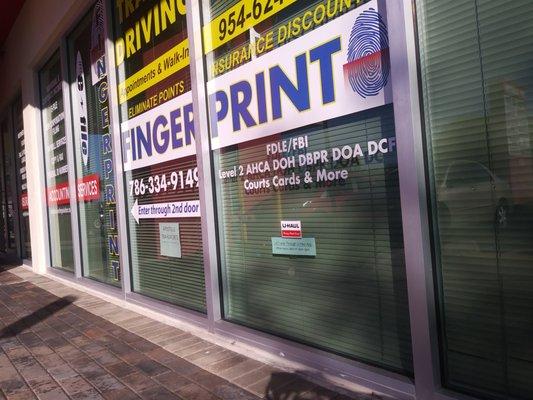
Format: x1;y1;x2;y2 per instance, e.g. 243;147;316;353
345;9;390;98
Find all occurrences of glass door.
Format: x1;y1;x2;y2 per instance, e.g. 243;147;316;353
0;117;17;256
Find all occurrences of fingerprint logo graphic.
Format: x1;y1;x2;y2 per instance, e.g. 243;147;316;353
343;9;390;98
91;0;105;56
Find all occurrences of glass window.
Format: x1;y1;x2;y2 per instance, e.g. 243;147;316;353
68;1;121;286
12;96;31;259
39;51;75;272
0;120;6;254
0;118;16;254
417;0;533;398
111;0;206;311
202;0;413;373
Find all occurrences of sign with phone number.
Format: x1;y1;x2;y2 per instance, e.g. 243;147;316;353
203;0;297;54
129;168;199;197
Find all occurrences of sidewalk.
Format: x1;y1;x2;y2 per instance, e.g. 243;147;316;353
0;264;385;400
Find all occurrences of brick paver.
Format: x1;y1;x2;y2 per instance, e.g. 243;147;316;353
0;264;385;399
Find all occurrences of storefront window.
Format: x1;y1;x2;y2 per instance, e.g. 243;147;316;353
417;0;533;398
68;1;121;286
111;0;206;311
0;119;16;254
40;51;75;272
202;0;413;373
13;96;31;259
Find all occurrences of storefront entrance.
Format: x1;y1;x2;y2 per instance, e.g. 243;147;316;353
0;95;30;263
0;116;17;259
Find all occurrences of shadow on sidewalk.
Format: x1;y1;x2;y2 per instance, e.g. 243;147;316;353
0;295;77;339
0;260;21;270
265;371;387;400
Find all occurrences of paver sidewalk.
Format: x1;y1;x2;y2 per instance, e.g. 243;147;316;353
0;265;384;400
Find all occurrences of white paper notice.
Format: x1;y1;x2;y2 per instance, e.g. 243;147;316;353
159;223;182;258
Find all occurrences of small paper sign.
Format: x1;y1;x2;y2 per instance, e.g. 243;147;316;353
159;223;182;258
280;220;302;238
272;237;316;257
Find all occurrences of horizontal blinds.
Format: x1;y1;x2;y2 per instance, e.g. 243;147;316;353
216;105;413;374
417;0;533;398
110;0;207;312
129;156;206;313
208;0;239;18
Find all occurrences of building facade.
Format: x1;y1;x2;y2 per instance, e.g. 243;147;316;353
0;1;532;399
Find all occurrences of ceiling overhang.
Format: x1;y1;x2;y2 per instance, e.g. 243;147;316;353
0;1;26;48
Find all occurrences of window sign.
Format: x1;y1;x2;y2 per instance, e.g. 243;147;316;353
271;237;316;256
204;0;369;79
203;0;413;374
68;1;121;286
40;51;75;271
159;223;182;258
280;220;301;238
13;97;31;259
207;5;392;149
112;0;206;312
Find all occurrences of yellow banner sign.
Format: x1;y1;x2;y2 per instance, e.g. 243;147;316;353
118;39;190;104
203;0;297;55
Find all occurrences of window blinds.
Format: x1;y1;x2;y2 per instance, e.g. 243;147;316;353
216;105;413;374
417;0;533;398
129;155;207;313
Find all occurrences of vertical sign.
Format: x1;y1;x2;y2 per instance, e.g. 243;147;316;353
69;0;120;285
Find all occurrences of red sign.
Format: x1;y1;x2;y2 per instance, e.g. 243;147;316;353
77;174;100;202
20;192;29;211
47;182;70;206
